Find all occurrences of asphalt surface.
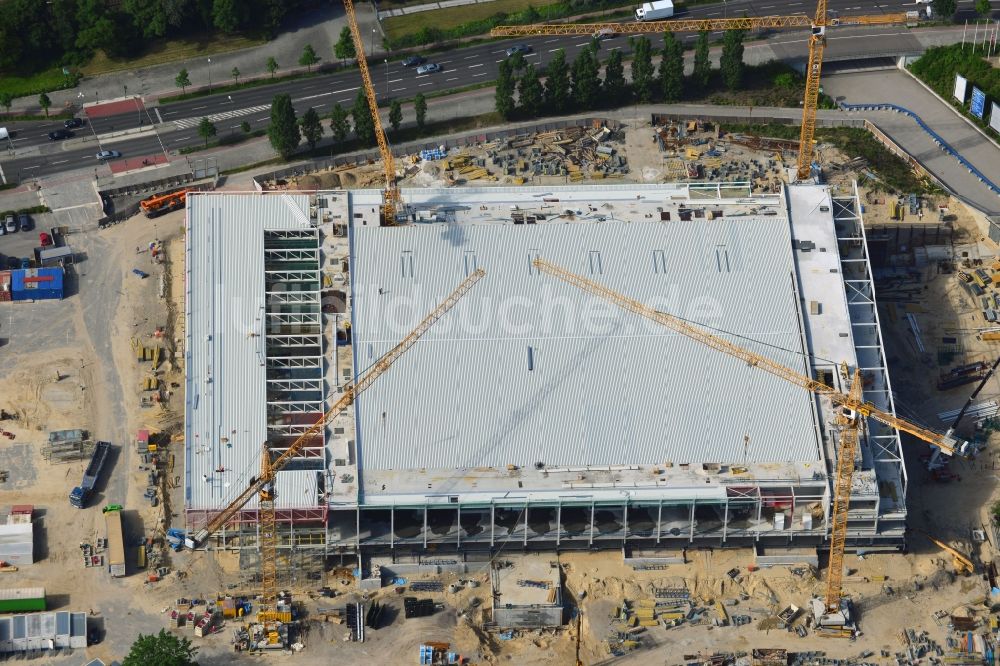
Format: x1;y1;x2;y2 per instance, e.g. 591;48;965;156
0;0;987;183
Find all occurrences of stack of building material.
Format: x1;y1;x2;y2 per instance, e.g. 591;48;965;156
43;430;93;463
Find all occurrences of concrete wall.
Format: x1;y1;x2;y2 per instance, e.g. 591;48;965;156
492;604;563;629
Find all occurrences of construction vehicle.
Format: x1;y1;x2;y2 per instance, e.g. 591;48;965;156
69;440;111;508
186;269;486;621
105;506;126;577
918;530;974;575
529;257;969;633
140;189;189;218
490;0;910;180
342;0;402;223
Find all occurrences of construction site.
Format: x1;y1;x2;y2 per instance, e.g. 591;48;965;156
3;0;1000;664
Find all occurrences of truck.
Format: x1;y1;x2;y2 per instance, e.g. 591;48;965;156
635;0;673;21
105;506;126;577
69;440;110;508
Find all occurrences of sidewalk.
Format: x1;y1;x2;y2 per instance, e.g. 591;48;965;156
7;3;383;116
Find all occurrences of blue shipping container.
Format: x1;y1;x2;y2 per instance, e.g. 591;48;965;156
11;268;64;301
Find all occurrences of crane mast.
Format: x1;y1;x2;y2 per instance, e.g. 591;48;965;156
530;257;970;623
343;0;402;223
490;4;908;181
191;269;486;617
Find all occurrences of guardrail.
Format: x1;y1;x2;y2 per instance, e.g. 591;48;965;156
841;102;1000;199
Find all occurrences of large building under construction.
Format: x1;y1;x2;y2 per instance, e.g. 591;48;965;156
184;182;907;576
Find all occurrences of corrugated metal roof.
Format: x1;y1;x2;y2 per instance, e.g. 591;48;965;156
351;218;822;471
0;589;44;601
184;193;318;511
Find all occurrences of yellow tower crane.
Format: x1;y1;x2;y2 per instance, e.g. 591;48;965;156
529;257;969;626
189;269;486;619
343;0;403;223
490;1;909;180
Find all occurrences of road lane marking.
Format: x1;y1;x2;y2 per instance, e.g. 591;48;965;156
574;42;589;46
392;88;405;92
163;110;177;115
446;77;459;81
176;135;192;141
548;48;562;52
155;108;163;123
51;159;69;164
464;55;477;59
545;38;559;43
389;78;402;83
468;63;484;68
22;165;39;170
420;82;432;86
0;163;4;185
473;72;487;77
192;105;208;110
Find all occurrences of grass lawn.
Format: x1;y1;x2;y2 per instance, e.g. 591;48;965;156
0;67;77;98
383;0;542;41
81;33;267;77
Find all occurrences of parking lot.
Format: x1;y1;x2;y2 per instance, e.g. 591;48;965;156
0;212;62;270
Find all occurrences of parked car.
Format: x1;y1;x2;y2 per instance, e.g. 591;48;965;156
5;257;17;269
3;215;16;233
39;232;52;247
96;150;121;161
48;129;74;141
505;44;533;56
18;214;30;232
402;55;426;67
416;63;442;75
64;117;84;129
19;258;29;269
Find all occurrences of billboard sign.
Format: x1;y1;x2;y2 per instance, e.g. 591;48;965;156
990;102;1000;134
954;73;968;103
971;87;987;119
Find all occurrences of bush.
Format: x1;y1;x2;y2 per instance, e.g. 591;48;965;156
909;44;1000;139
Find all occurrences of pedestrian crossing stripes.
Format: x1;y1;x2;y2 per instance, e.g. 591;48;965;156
173;104;270;129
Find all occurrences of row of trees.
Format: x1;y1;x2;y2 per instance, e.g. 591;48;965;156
174;44;325;95
933;0;994;18
0;0;308;72
495;30;746;120
265;92;430;159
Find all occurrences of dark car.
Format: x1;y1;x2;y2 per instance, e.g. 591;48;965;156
64;117;84;129
19;258;30;269
505;44;533;57
402;55;426;67
5;257;17;270
48;129;74;141
18;214;30;232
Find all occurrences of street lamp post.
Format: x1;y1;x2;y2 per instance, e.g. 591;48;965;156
371;28;376;57
207;58;212;92
384;59;389;100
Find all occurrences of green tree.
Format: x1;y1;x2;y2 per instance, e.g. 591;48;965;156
720;29;745;91
774;72;795;89
518;63;544;118
0;92;13;118
266;56;279;78
495;59;517;119
175;68;191;93
267;93;301;159
571;46;601;110
602;48;628;104
329;103;350;144
38;92;51;117
122;629;197;666
630;36;655;102
414;93;427;130
212;0;240;33
544;49;571;113
299;43;320;72
197;116;217;147
693;31;712;90
975;0;992;16
351;90;375;146
388;99;403;133
240;120;251;134
300;106;324;150
335;26;356;63
659;32;684;103
231;66;240;84
122;0;167;38
933;0;958;18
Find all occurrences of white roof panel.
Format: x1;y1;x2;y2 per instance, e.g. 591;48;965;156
350;215;823;474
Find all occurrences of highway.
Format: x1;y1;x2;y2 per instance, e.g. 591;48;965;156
0;0;974;182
